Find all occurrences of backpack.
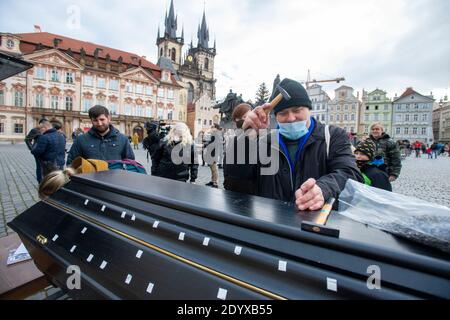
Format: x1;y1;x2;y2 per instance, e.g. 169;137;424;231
107;159;147;174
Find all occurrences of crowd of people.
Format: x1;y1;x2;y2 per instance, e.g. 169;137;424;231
25;78;449;210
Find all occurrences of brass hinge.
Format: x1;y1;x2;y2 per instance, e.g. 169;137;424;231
36;234;48;245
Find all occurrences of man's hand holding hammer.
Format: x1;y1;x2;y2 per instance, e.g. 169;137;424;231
241;85;325;212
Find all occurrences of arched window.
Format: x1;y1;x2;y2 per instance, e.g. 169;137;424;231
171;48;176;62
187;83;194;103
204;58;209;70
160;48;163;57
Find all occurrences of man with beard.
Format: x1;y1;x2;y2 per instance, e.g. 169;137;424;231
66;105;134;165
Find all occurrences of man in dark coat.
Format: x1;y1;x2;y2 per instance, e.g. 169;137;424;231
66;105;134;165
367;123;402;182
225;78;363;211
31;120;66;177
25;118;47;183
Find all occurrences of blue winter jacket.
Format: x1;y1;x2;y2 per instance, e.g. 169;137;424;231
66;125;134;165
31;128;66;167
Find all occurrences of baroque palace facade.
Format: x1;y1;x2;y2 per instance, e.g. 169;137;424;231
0;0;220;142
0;27;187;142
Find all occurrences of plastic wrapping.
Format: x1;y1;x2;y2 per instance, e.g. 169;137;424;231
338;179;450;254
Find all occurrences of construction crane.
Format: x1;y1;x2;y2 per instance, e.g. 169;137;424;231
302;69;345;89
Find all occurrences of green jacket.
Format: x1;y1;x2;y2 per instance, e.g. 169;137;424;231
368;133;402;178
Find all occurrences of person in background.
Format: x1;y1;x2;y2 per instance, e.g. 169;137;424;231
367;122;402;182
354;139;392;191
66;105;134;165
152;122;198;183
31;119;66;178
204;124;221;188
132;132;140;150
25;118;47;183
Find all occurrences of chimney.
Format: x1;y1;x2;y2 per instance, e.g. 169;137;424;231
53;38;62;48
34;25;42;32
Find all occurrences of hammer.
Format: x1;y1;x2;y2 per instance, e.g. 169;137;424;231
264;84;291;115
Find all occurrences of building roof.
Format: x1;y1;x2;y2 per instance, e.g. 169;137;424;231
335;85;354;91
16;32;160;72
394;87;434;102
157;56;181;81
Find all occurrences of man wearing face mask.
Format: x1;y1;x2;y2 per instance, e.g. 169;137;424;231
66;105;135;165
227;78;363;211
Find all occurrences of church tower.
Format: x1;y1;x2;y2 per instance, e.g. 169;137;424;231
156;0;184;69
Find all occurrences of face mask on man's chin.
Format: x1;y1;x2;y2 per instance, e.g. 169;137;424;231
278;120;309;140
235;119;244;129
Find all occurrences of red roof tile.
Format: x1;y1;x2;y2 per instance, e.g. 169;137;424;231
16;32;160;72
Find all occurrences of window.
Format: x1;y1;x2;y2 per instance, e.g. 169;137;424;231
204;119;207;125
364;125;369;134
404;127;409;135
145;86;152;96
198;119;201;125
125;104;132;115
0;90;4;105
337;105;341;111
14;123;23;134
396;127;401;135
171;48;176;62
204;58;209;70
344;104;348;111
158;88;164;98
167;110;173;121
51;69;59;82
384;105;389;110
405;114;410;122
366;106;369;110
146;107;152;118
351;114;355;121
51;96;59;109
350;127;354;133
414;103;419;109
413;114;418;121
374;114;379;121
109;79;119;91
412;127;418;135
35;67;46;80
136;84;143;95
321;114;325;121
336;114;340;121
0;122;4;133
97;77;106;89
209;120;212;126
344;114;348;121
110;103;118;115
84;75;93;87
364;114;369;122
14;91;24;107
178;111;183;121
66;72;74;84
35;93;44;107
396;114;402;123
329;115;333;122
126;82;133;93
384;113;389;121
168;89;174;100
83;99;92;112
422;114;428;122
375;105;379;110
157;108;164;120
136;106;143;117
421;127;427;135
65;96;73;111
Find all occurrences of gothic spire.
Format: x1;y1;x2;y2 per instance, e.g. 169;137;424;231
197;9;209;49
164;0;177;39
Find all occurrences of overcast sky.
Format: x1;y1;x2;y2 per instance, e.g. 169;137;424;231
1;0;449;102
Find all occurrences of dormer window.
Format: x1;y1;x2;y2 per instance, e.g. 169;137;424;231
6;39;14;49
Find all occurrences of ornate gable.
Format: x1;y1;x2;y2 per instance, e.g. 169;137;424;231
120;67;159;84
24;49;82;70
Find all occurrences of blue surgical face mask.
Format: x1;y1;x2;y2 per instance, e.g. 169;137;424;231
278;120;309;140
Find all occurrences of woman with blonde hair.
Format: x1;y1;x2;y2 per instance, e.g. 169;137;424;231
152;122;198;183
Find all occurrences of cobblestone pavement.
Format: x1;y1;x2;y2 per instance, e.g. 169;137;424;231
0;143;449;237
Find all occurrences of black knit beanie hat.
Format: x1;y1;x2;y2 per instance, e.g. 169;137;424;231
273;78;312;114
355;139;376;161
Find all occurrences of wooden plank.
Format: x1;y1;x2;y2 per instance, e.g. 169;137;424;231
0;233;49;299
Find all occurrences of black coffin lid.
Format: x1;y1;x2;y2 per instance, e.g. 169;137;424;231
9;171;450;300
